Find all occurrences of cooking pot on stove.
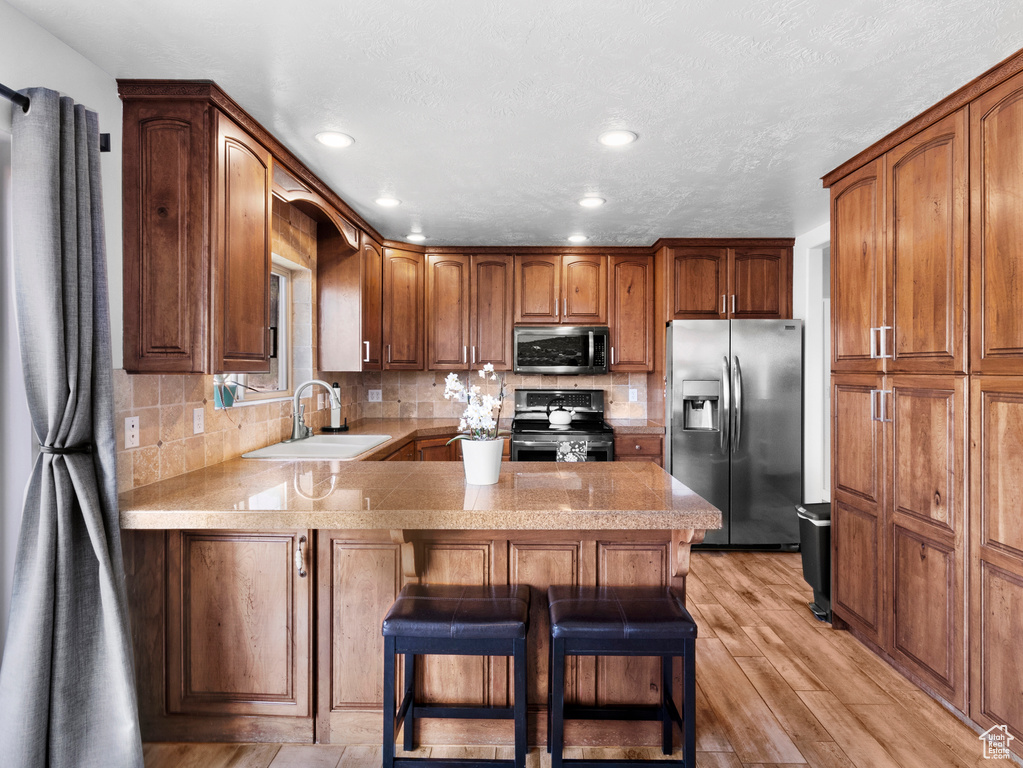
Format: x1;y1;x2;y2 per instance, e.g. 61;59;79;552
547;398;575;426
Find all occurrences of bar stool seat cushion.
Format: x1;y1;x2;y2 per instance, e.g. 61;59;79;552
548;585;697;641
382;584;530;640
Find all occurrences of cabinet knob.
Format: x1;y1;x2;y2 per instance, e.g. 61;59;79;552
635;444;641;451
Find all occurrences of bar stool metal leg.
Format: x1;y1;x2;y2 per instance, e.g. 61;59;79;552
514;637;528;768
683;638;696;768
383;635;397;768
550;636;565;768
403;652;416;751
662;655;673;755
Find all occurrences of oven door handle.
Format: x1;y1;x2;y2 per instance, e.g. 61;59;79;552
513;439;613;448
588;330;595;370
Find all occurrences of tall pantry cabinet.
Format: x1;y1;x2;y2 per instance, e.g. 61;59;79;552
827;55;1023;751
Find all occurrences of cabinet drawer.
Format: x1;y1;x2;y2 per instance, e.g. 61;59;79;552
614;435;663;458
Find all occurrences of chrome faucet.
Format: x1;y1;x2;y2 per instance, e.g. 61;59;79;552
286;380;343;442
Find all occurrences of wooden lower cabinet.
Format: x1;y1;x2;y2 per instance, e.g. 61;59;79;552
124;529;314;742
127;528;687;746
970;376;1023;742
613;435;663;466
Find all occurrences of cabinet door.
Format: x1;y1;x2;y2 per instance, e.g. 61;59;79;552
514;254;560;323
887;375;966;709
382;248;424;370
426;253;470;371
831;159;885;374
470;254;514;370
212;113;273;374
416;435;458;461
729;248;792;319
886;110;967;374
561;253;607;324
362;237;384;370
971;71;1023;374
831;374;885;645
317;226;363;372
609;255;653;371
122;98;208;373
669;247;728;319
166;530;312;718
970;376;1023;745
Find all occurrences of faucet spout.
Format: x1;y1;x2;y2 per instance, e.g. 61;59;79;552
285;379;342;442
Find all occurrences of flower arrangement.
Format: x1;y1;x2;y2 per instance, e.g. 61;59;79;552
444;363;507;441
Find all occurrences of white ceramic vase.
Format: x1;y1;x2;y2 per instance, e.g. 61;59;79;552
460;438;504;485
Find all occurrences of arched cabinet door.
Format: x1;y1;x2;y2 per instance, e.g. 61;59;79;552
670;247;728;320
382;247;424;370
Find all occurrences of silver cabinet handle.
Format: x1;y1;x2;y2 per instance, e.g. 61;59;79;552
720;356;731;455
471;346;476;364
879;326;892;359
870;389;878;422
463;346;467;364
731;295;736;314
295;534;308;578
731;356;743;453
880;389;892;423
611;346;616;365
387;344;392;363
870;327;879;359
721;295;726;315
554;298;559;317
364;341;370;363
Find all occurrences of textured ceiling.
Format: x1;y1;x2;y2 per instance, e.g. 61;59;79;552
9;0;1023;245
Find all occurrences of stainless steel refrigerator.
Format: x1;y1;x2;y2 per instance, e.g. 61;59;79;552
666;319;803;547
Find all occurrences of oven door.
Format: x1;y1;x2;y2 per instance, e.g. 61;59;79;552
510;437;614;462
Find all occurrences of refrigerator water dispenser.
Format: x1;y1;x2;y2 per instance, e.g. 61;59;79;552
681;380;719;431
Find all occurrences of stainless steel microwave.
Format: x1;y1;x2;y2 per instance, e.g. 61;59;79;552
513;326;609;375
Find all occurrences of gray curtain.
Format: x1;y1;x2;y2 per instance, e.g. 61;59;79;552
0;89;143;768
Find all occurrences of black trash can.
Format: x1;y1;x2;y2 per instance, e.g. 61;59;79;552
796;503;831;622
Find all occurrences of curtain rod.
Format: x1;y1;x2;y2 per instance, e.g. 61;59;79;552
1;83;111;152
1;82;30;113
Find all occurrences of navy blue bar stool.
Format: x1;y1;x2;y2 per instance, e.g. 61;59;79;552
546;585;697;768
382;584;530;768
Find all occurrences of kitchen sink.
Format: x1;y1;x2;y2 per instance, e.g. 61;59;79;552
242;434;392;460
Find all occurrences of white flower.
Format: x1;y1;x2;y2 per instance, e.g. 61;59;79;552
446;364;506;440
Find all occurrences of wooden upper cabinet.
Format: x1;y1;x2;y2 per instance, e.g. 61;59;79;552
730;248;791;319
971;71;1023;375
670;247;728;319
166;530;312;720
207;112;274;374
609;255;653;371
514;255;560;323
426;253;471;370
561;253;607;324
668;245;791;321
361;237;384;370
513;253;606;325
831;159;885;374
318;228;376;373
471;254;514;370
382;247;424;370
886;110;967;375
122;98;208;373
121;96;272;374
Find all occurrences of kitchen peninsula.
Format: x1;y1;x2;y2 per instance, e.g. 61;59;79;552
119;453;720;748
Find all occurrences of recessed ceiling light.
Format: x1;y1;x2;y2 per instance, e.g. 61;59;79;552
598;130;638;147
315;131;354;148
568;234;589;243
407;233;426;242
375;197;401;207
578;197;606;208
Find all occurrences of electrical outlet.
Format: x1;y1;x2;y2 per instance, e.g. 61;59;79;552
368;389;382;402
125;416;140;449
193;407;205;435
629;388;638;402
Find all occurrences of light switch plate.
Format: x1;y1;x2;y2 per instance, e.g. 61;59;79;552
193;407;205;435
368;389;382;402
629;389;638;402
125;416;139;449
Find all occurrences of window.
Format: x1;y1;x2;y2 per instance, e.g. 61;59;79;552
226;266;293;402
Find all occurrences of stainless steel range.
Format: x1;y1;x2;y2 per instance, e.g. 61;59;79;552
509;389;614;461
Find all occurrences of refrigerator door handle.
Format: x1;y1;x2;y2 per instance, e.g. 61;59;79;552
720;356;731;454
732;356;743;453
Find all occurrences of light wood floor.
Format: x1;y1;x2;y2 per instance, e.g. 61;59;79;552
144;551;996;768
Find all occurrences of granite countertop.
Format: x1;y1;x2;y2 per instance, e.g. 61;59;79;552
118;459;721;532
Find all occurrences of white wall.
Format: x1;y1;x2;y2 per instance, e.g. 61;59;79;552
792;220;831;504
0;0;123;367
